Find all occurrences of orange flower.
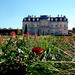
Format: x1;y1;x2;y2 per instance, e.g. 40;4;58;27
18;38;22;41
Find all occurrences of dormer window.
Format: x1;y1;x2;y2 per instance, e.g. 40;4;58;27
60;18;62;21
33;18;35;21
55;18;58;21
37;18;39;21
28;18;30;21
64;18;66;21
24;18;26;21
51;18;53;21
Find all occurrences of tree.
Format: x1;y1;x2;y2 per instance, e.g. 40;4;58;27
17;29;21;35
38;29;40;36
24;24;27;34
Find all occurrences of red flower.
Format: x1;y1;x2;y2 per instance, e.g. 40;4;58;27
24;32;30;36
10;31;16;36
62;36;69;42
7;51;10;53
1;36;5;43
18;38;22;41
66;50;71;54
34;33;38;36
32;47;43;54
72;34;74;37
11;46;15;50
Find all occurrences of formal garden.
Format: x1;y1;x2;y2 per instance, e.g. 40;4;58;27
0;31;75;75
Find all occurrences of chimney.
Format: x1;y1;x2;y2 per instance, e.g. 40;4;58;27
58;15;59;17
61;15;62;17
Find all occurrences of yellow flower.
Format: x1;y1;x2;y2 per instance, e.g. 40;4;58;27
24;55;27;58
12;36;15;39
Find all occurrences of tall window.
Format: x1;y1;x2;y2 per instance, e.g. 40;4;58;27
44;22;46;26
64;24;66;27
60;29;62;34
51;29;53;33
55;23;57;27
55;29;57;34
37;29;38;34
51;23;53;27
48;22;50;26
33;23;34;27
60;23;62;27
28;23;30;27
28;28;30;32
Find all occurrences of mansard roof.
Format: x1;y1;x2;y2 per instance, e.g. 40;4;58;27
23;15;68;22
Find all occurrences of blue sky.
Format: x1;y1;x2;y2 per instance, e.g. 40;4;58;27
0;0;75;30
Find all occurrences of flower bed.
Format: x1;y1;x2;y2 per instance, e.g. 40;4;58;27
0;32;75;75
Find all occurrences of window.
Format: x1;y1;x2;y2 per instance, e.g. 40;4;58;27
33;18;35;21
28;29;30;32
36;29;38;34
51;29;53;32
51;18;53;21
48;22;50;26
60;18;62;21
33;23;34;27
64;24;66;27
28;18;30;21
60;23;62;27
55;18;58;21
37;18;39;21
64;32;66;34
60;29;62;34
24;18;26;21
44;22;46;26
55;23;57;27
60;29;62;31
55;29;57;34
51;23;53;27
55;29;57;32
64;18;66;21
28;23;30;27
